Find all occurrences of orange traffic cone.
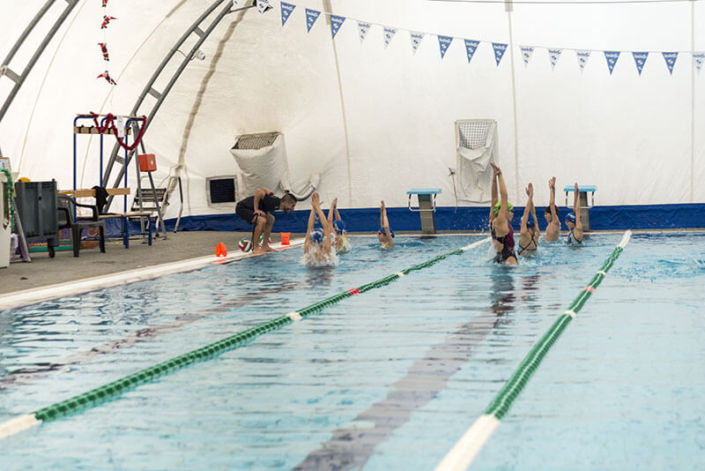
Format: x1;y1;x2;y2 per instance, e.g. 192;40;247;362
215;242;227;257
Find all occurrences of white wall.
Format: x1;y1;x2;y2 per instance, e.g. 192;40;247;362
0;0;702;219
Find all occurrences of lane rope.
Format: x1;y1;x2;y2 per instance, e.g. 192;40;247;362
0;237;491;440
435;230;632;471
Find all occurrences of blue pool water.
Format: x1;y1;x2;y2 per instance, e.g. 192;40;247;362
0;233;704;470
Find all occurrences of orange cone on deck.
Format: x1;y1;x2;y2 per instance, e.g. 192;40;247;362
215;242;227;257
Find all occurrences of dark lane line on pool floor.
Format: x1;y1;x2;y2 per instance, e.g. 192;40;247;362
294;271;542;471
0;275;326;390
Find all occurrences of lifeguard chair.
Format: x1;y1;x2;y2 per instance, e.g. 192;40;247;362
407;188;441;234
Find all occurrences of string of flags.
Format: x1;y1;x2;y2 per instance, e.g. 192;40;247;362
277;1;704;76
96;0;117;85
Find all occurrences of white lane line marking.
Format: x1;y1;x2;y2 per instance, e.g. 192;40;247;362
435;414;500;471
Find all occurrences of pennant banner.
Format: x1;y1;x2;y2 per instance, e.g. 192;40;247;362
410;32;424;55
357;22;371;43
662;52;678;75
695;53;705;74
305;8;320;33
383;27;397;48
330;15;345;38
280;2;295;27
438;35;453;60
604;50;620;75
548;48;562;70
464;39;480;63
492;42;507;66
520;46;534;67
257;0;270;14
632;51;648;76
576;50;590;72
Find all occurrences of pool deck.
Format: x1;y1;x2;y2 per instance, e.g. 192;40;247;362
0;231;259;296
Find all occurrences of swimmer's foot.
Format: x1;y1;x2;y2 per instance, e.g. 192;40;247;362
262;245;276;253
252;247;267;255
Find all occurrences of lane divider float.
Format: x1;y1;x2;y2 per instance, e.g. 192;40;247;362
0;237;491;440
435;230;632;471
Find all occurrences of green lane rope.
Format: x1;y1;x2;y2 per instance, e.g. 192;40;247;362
435;230;632;471
0;237;490;439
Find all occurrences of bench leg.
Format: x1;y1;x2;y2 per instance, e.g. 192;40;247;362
123;216;129;249
72;226;81;257
148;217;153;246
99;225;106;253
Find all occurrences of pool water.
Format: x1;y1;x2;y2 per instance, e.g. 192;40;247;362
1;233;704;470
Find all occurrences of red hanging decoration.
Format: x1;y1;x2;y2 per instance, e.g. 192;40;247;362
101;15;117;29
98;42;110;61
96;70;116;85
90;112;149;151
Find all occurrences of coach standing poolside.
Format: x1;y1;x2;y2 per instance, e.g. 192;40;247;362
235;188;297;254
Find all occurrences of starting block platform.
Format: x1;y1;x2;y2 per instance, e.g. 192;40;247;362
407;188;441;234
564;185;596;230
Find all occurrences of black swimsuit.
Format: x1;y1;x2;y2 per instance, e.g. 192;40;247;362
491;224;517;263
518;231;538;255
567;228;583;245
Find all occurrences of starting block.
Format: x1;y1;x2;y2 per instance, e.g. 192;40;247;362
564;185;596;231
407;188;441;234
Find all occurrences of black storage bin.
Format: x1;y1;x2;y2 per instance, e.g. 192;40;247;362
15;180;59;256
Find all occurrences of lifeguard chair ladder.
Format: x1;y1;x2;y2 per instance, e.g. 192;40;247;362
407;188;441;234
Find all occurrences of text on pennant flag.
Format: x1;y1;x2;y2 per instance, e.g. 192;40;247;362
257;0;271;14
520;46;534;66
548;48;562;70
410;32;425;54
492;42;508;66
464;39;480;63
280;2;295;27
438;35;453;59
330;15;345;38
604;50;620;75
305;8;320;33
384;27;397;48
632;51;648;75
695;53;705;74
576;50;591;71
357;21;371;43
662;52;678;75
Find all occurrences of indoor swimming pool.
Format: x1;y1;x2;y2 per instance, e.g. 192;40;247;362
1;232;704;470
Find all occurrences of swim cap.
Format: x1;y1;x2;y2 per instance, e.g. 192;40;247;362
378;228;395;238
333;220;345;234
566;212;576;223
311;228;324;243
526;218;535;229
492;201;514;217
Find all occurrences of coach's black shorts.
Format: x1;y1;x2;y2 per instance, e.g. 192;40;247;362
235;202;257;224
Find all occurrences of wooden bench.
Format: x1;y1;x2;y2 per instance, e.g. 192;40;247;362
59;188;155;248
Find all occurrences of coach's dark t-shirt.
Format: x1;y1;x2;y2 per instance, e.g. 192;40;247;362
235;194;281;224
239;194;280;212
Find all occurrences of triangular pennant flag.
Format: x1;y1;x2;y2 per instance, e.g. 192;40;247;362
305;8;320;33
548;48;562;70
492;42;507;66
604;50;620;75
694;53;705;74
662;52;678;75
383;27;397;48
232;0;239;7
330;15;345;38
632;51;648;76
357;22;371;43
257;0;271;14
520;46;534;66
410;32;425;55
576;50;591;72
280;2;295;27
438;35;453;59
464;39;480;63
